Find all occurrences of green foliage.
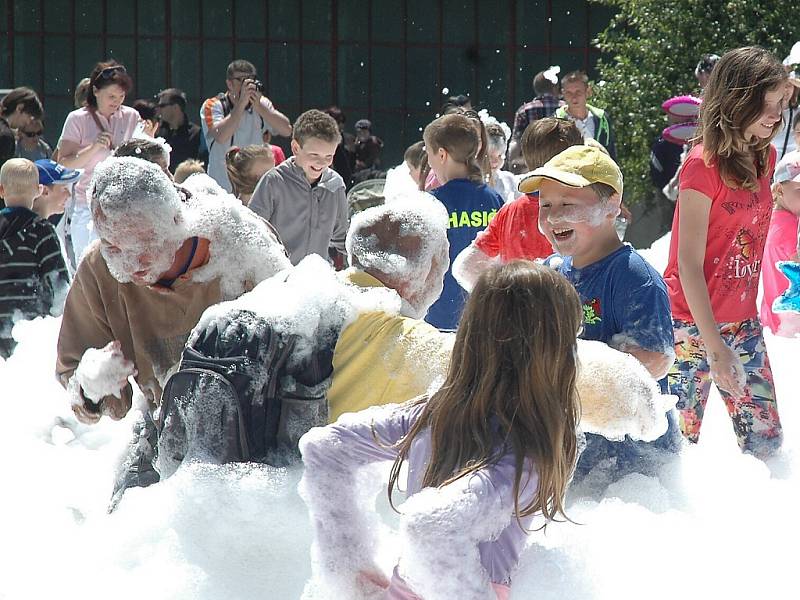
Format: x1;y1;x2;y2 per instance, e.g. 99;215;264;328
590;0;800;205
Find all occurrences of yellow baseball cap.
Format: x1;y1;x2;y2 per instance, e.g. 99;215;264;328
518;144;623;196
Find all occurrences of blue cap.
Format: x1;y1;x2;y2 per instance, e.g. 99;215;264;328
35;159;82;186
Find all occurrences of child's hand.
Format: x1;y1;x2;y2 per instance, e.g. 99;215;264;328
72;341;137;405
708;344;746;397
356;570;390;593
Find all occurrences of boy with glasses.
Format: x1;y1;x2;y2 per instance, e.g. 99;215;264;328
201;59;292;192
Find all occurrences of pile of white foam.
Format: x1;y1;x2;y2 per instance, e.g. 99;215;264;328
1;233;798;600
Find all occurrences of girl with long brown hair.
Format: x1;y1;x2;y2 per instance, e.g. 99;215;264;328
300;260;582;600
663;46;786;457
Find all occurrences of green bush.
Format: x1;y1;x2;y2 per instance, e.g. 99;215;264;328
590;0;800;206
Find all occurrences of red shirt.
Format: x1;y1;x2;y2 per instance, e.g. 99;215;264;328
271;144;286;166
474;193;553;261
664;144;775;323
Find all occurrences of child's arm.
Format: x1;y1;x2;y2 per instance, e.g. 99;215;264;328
329;186;349;262
452;244;500;293
796;216;800;262
677;189;745;395
611;342;673;381
299;403;418;599
246;171;275;219
56;263;134;423
453;211;509;292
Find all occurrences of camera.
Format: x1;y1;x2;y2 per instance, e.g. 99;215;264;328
246;78;264;93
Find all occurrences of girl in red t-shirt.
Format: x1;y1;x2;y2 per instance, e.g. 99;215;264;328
663;47;786;457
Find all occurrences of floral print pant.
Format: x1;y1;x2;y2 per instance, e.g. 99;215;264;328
668;319;783;457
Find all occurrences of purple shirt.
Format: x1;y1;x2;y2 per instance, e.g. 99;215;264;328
301;401;538;587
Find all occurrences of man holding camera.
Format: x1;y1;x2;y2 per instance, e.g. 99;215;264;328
201;59;292;191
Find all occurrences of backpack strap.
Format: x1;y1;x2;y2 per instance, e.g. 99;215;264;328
781;105;794;158
208;93;233;152
88;107;107;133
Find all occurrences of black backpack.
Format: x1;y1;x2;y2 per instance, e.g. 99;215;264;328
156;309;335;477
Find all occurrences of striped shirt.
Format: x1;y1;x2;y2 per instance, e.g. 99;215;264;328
0;206;70;357
511;94;564;140
200;93;271;192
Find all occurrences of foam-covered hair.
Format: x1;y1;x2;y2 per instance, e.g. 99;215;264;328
346;192;449;317
90;156;182;219
346;192;448;280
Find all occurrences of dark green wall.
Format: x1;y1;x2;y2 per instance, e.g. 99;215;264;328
1;0;614;165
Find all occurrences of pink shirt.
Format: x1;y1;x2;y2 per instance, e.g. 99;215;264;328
58;105;140;206
664;144;775;323
424;170;441;191
760;208;799;334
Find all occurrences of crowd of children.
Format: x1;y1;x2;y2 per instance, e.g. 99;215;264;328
1;45;798;598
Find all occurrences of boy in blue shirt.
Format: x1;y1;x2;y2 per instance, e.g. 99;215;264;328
423;113;503;331
520;145;680;478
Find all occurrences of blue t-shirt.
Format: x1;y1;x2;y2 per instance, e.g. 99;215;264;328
426;178;503;331
547;245;674;354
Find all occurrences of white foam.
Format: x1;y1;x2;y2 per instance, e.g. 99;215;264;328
2;232;800;600
577;339;674;441
70;343;136;403
191;254;400;368
346;193;450;319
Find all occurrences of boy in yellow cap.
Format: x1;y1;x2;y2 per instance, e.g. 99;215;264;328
520;145;679;479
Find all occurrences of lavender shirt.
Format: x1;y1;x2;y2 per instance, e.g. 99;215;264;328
301;401;538;586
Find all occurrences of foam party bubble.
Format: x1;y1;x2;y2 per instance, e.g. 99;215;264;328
2;233;800;600
191;254;401;369
544;201;619;227
90;157;290;297
345;192;450;319
576;339;674;441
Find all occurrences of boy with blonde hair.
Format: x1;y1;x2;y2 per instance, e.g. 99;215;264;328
0;158;70;357
173;159;206;184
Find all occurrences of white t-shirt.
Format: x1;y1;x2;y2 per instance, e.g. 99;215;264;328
200;94;271;192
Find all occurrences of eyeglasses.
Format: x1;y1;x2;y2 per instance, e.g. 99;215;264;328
97;65;127;81
21;130;43;137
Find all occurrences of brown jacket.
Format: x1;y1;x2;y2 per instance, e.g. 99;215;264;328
56;245;225;416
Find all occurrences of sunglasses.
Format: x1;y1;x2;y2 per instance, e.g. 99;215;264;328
21;130;43;137
97;65;127;81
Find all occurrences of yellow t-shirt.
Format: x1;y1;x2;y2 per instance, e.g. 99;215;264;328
328;270;453;421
